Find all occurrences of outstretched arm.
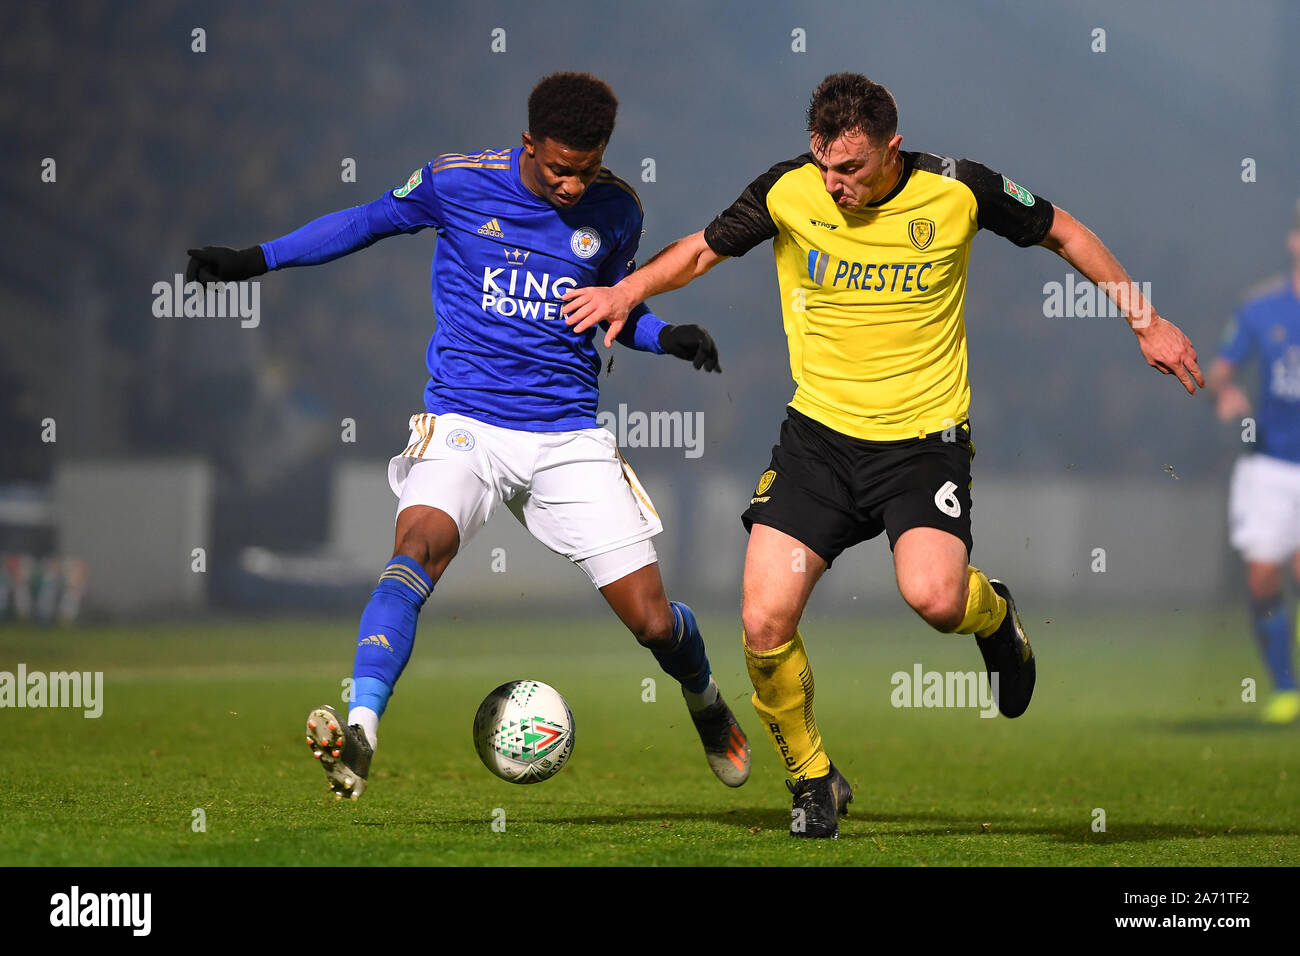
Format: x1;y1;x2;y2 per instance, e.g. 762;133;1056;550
1039;206;1204;394
187;198;414;282
562;230;727;343
187;162;440;282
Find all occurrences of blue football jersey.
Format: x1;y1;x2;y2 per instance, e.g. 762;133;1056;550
384;147;650;430
261;146;662;432
1218;279;1300;463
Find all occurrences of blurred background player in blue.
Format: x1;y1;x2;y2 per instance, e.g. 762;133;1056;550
1210;199;1300;724
185;73;750;797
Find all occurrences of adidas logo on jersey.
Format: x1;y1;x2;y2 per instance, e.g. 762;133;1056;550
477;218;505;238
359;634;393;652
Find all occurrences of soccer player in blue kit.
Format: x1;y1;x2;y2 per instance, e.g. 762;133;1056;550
186;73;751;798
1209;200;1300;724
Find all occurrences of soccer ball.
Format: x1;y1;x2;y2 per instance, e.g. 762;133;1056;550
472;680;575;784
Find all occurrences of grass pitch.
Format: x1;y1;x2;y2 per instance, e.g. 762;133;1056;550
1;606;1297;867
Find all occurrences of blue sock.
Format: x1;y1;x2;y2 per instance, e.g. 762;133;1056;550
1250;594;1296;692
352;556;433;717
651;601;711;694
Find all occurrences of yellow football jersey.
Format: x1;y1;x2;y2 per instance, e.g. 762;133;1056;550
704;151;1053;440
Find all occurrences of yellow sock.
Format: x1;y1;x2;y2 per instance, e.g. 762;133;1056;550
956;566;1006;638
743;629;830;780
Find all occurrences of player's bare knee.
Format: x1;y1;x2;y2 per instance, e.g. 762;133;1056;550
901;583;964;633
1247;563;1283;601
741;605;797;652
930;602;967;633
630;603;676;649
392;520;458;583
392;540;441;583
1249;580;1283;602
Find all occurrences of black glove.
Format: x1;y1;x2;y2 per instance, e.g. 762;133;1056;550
185;245;268;283
658;324;721;373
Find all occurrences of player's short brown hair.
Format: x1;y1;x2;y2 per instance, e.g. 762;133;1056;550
807;73;898;151
528;72;618;151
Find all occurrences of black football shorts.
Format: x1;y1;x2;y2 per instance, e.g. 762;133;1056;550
741;407;975;566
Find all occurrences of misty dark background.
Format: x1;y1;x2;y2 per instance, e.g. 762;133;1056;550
1;0;1297;612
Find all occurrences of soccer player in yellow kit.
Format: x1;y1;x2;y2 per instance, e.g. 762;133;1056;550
563;73;1203;837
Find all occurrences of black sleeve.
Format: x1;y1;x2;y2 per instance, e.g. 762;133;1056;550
703;154;812;257
954;158;1054;247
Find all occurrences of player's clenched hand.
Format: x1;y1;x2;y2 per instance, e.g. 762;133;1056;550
659;324;721;373
185;246;268;283
1134;316;1204;395
562;284;633;347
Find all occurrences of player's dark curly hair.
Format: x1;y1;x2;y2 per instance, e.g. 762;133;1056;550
807;73;898;151
527;72;618;150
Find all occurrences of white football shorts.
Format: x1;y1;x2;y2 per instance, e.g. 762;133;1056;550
388;412;662;587
1228;453;1300;563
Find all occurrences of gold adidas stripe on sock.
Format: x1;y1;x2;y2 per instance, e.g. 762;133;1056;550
380;564;430;601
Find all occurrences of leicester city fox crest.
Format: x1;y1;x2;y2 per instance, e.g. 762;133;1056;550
446;429;476;451
570;226;602;259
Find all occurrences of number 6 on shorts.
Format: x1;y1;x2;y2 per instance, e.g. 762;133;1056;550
934;480;961;518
